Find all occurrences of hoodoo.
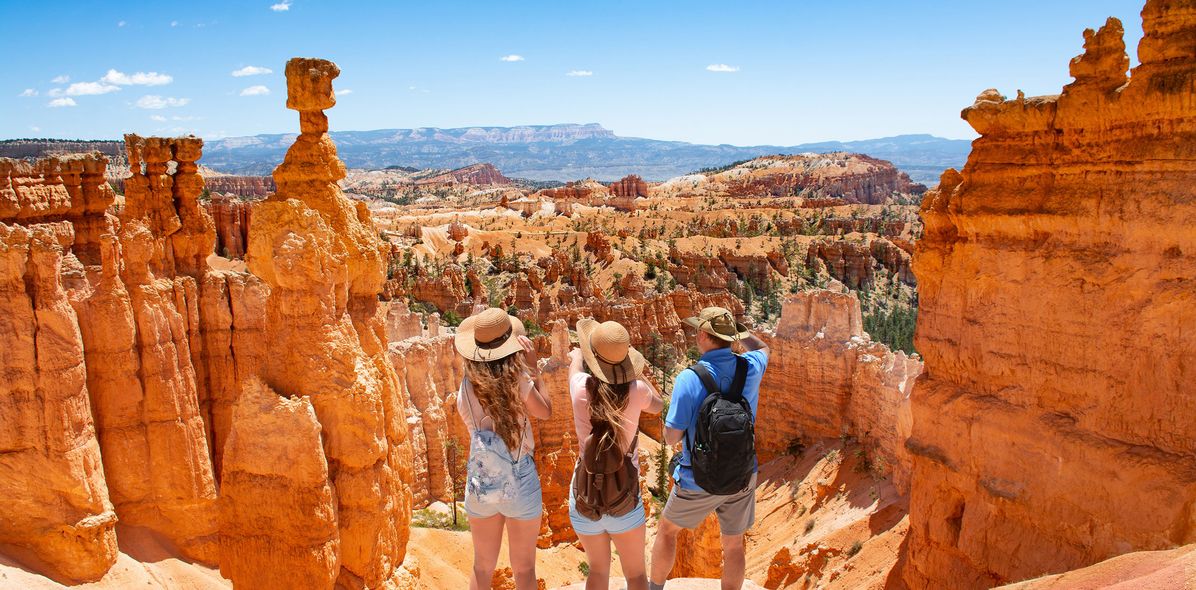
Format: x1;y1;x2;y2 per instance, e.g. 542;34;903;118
905;2;1196;587
235;57;416;589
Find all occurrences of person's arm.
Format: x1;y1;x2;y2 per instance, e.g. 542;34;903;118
567;347;585;379
641;379;664;415
520;335;552;419
740;332;769;357
663;371;696;445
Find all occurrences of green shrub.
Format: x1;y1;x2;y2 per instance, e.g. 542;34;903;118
847;540;863;557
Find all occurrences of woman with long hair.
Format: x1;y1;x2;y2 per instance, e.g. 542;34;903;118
455;307;552;590
567;319;663;590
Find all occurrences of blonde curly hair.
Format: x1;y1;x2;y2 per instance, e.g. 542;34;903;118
465;354;529;454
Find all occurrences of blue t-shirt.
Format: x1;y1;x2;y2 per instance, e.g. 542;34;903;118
665;347;769;492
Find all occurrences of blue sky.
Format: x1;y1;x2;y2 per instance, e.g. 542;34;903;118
2;1;1146;145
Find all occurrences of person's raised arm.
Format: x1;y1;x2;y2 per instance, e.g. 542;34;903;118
740;332;769;357
642;378;664;415
519;335;552;419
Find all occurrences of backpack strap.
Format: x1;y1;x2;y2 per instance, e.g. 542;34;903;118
688;363;721;396
724;356;749;403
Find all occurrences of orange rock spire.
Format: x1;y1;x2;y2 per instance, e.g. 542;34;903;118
238;57;415;589
905;1;1196;587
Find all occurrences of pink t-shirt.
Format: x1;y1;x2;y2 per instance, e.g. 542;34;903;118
569;372;654;455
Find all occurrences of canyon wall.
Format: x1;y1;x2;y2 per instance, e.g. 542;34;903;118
0;57;420;590
756;290;921;493
905;4;1196;587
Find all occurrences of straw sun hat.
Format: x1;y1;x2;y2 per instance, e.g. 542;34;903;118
454;307;526;362
682;306;751;342
577;319;646;385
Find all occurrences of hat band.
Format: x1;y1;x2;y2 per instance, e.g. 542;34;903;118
590;334;630;383
476;326;513;349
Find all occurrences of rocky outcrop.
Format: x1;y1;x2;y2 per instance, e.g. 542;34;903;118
0;221;117;583
204;175;275;197
122;135;216;277
1;153;115;265
806;239;874;290
415;162;511;186
608;174;649;198
207;193;252;259
755;290;921;492
243;57;415;588
905;6;1196;587
219;378;339;589
710;153;926;204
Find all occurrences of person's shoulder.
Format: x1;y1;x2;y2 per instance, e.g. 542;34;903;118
743;349;769;373
672;366;701;395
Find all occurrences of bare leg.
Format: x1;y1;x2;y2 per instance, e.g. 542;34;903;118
468;514;506;590
505;516;542;590
720;533;746;590
610;524;648;590
577;531;613;590
650;517;682;587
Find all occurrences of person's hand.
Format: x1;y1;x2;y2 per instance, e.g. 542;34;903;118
567;347;583;363
518;335;538;369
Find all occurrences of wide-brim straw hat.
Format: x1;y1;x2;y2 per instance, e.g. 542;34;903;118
682;306;750;342
454;307;526;362
577;319;646;385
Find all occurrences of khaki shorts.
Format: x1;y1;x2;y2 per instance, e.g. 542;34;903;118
661;472;757;536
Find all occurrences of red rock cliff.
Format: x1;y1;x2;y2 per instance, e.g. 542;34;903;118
905;4;1196;587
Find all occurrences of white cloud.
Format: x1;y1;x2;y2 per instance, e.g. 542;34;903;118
117;20;126;27
170;20;178;27
65;81;121;96
135;95;190;109
706;64;740;73
102;69;173;86
51;75;69;84
270;1;291;11
231;65;273;77
30;126;40;133
150;114;167;122
48;88;62;97
19;89;37;97
566;70;593;77
338;88;353;95
240;85;270;96
48;98;77;108
499;54;524;62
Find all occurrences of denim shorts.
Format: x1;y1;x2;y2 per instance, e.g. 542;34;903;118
464;452;542;520
568;479;646;536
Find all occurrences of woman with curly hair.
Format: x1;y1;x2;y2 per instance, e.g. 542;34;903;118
455;307;551;590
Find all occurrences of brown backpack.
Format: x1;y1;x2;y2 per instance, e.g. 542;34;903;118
572;420;639;520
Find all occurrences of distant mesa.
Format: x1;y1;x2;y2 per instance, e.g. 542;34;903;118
0;127;968;185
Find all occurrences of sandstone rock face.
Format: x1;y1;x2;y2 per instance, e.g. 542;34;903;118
0;221;117;583
756;291;921;493
664;153;926;204
244;57;415;588
207;193;252;259
123;134;216;278
609;174;649;198
219;378;339;590
1;153;115;265
204;175;275;197
905;6;1196;587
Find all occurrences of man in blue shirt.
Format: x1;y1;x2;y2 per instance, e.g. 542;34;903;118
649;307;769;590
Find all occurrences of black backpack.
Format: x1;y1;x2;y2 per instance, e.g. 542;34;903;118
683;356;755;495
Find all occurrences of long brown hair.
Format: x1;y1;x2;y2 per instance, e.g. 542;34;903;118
465;354;528;453
584;370;631;452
